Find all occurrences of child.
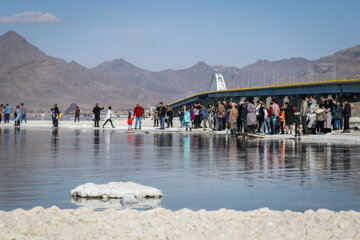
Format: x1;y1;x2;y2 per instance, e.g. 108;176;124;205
51;108;58;127
127;112;135;130
184;109;191;131
279;109;285;134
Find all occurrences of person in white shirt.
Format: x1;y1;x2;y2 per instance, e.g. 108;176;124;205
102;106;115;128
262;106;270;133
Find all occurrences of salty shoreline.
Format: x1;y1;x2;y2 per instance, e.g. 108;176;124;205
0;206;359;239
1;119;360;143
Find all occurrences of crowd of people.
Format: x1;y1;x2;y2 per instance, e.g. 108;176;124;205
0;98;354;135
0;103;27;126
169;96;352;135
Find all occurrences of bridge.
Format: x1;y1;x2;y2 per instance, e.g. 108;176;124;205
169;79;360;112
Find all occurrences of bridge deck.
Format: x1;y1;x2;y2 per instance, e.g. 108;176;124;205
169;79;360;108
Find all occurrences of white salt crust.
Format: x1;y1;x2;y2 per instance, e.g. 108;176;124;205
70;197;161;210
70;182;163;200
0;207;359;240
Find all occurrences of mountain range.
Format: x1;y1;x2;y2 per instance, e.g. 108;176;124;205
0;31;359;111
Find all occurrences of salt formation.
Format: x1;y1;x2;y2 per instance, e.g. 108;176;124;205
71;197;161;210
1;207;359;239
70;182;163;200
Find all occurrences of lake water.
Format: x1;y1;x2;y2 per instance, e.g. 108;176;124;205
0;127;360;212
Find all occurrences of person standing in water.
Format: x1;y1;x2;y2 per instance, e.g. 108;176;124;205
133;104;144;130
51;108;58;128
92;103;104;127
4;104;12;123
158;102;166;130
102;106;115;128
14;105;21;126
74;106;80;122
20;103;27;123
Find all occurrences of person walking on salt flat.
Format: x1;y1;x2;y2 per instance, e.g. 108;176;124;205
102;106;115;128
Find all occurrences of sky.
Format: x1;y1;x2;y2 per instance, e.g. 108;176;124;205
0;0;359;71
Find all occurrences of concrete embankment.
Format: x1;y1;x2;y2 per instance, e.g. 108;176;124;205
0;207;359;240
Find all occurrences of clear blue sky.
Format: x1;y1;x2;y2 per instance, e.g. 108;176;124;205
0;0;359;71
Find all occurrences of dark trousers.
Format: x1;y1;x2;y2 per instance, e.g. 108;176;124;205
103;119;114;127
154;119;159;127
257;118;263;132
167;118;173;128
343;117;350;130
316;121;324;133
218;117;224;131
280;122;284;134
0;114;2;123
4;114;10;123
53;119;58;127
74;115;80;122
270;118;275;134
301;115;309;134
94;116;100;127
194;115;201;128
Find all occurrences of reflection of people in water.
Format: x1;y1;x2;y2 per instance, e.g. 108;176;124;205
183;135;190;168
51;128;59;156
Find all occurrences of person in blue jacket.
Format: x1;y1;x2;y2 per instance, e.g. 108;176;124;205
4;104;12;123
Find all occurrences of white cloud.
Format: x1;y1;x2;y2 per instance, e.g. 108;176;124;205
0;11;62;24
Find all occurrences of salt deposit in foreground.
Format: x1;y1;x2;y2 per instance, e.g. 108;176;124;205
0;206;359;240
71;197;162;210
70;182;163;200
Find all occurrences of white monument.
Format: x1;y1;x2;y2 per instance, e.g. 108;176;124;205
209;73;227;91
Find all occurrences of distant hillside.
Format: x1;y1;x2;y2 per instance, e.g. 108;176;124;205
0;30;359;111
0;31;162;111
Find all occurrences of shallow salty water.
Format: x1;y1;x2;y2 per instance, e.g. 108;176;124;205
0;128;360;212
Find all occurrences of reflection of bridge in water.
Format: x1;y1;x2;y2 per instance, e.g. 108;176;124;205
169;79;360;111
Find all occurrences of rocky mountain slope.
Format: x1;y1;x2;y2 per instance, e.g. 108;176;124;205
0;31;161;111
0;31;359;111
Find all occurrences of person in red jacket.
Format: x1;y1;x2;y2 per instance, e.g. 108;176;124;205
133;104;144;130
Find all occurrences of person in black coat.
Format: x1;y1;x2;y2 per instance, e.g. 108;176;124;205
284;102;295;134
342;100;351;133
92;103;104;127
158;102;167;129
256;99;264;133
